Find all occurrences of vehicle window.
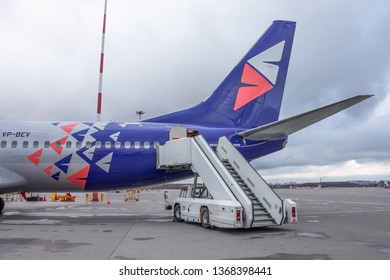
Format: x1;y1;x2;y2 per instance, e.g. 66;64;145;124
76;141;82;148
134;141;140;149
144;141;150;149
85;141;92;149
66;141;72;148
33;141;39;148
95;141;102;148
115;141;121;149
23;141;29;148
124;141;131;149
180;187;188;198
154;142;159;149
44;141;50;148
192;186;209;199
1;141;6;148
11;141;17;148
105;141;111;149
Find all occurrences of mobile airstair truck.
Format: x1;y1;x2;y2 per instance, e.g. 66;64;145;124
157;132;297;229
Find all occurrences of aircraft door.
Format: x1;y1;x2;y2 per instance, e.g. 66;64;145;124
169;126;199;140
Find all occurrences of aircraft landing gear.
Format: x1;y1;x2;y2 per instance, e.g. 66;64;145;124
0;197;4;214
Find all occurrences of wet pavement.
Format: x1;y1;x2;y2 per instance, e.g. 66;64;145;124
1;187;390;259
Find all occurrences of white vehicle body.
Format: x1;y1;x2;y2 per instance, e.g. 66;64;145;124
173;184;244;229
160;135;299;229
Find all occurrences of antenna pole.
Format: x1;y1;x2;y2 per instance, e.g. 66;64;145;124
97;0;108;122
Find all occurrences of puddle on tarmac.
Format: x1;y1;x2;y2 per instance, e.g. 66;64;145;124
0;219;60;225
297;232;329;239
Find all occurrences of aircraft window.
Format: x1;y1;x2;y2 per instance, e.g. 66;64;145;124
105;141;111;149
115;141;121;149
11;141;17;148
76;142;82;148
85;141;92;149
23;141;29;148
95;141;102;148
33;141;39;148
154;142;159;149
66;141;72;148
134;141;140;149
144;141;150;149
44;141;50;148
1;141;6;148
124;141;131;149
55;141;61;148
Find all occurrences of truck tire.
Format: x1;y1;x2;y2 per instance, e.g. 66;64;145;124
201;207;211;229
174;204;184;222
0;197;4;213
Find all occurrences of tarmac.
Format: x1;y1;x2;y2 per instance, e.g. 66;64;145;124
1;187;390;260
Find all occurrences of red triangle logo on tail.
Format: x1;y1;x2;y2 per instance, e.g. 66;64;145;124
234;63;273;111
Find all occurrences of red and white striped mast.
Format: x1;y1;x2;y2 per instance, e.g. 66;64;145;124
97;0;108;122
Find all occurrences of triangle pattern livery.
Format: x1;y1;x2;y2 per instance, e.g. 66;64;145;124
234;40;285;111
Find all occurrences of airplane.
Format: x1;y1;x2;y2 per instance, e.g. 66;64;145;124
0;20;372;212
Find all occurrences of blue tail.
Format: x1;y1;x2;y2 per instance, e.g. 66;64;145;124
145;20;296;128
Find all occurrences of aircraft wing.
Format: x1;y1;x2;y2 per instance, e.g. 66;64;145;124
238;95;373;141
0;167;28;194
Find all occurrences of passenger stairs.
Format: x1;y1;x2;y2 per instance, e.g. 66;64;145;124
220;159;276;227
157;134;293;228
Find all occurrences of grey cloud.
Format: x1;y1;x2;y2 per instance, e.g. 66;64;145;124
0;0;389;181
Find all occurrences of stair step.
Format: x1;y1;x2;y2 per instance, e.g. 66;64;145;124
254;216;274;221
251;200;262;205
254;212;270;217
253;203;265;210
252;222;276;228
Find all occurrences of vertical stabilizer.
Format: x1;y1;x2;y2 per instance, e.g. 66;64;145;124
145;20;296;128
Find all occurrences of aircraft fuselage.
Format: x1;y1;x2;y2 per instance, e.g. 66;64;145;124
0;121;287;194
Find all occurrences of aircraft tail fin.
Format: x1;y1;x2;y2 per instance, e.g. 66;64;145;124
145;20;296;128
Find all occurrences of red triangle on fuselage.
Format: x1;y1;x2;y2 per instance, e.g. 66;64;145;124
60;123;78;134
234;63;273;111
66;165;90;188
43;165;53;176
27;149;43;166
50;136;68;155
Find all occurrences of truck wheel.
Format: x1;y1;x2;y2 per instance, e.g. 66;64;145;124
201;207;211;229
174;204;184;222
0;197;4;213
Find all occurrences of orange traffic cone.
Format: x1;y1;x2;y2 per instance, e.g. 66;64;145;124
107;197;111;204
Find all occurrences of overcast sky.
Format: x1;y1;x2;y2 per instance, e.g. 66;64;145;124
0;0;389;183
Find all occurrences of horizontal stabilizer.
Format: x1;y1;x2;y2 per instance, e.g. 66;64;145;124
238;95;373;141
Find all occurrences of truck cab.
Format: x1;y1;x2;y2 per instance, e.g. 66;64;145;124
173;183;244;229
